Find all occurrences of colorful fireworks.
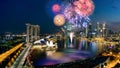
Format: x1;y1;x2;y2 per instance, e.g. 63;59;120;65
45;0;62;18
54;14;65;26
46;0;95;31
74;0;94;17
52;4;61;12
64;4;74;20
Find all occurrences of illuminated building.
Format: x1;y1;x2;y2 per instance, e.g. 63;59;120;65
26;23;40;43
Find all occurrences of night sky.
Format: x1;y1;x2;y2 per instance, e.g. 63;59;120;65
0;0;120;34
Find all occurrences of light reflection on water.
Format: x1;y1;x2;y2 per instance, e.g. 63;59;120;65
64;38;101;55
30;38;105;66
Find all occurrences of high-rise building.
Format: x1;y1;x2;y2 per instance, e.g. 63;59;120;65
26;23;40;43
88;23;92;38
97;22;100;37
102;22;106;37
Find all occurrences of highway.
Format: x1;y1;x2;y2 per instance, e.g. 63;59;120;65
11;43;32;68
0;43;23;63
102;52;120;68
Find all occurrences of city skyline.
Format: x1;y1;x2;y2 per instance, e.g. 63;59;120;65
0;0;120;67
0;0;120;34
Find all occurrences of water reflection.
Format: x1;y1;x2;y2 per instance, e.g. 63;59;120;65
64;38;101;55
28;38;105;67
